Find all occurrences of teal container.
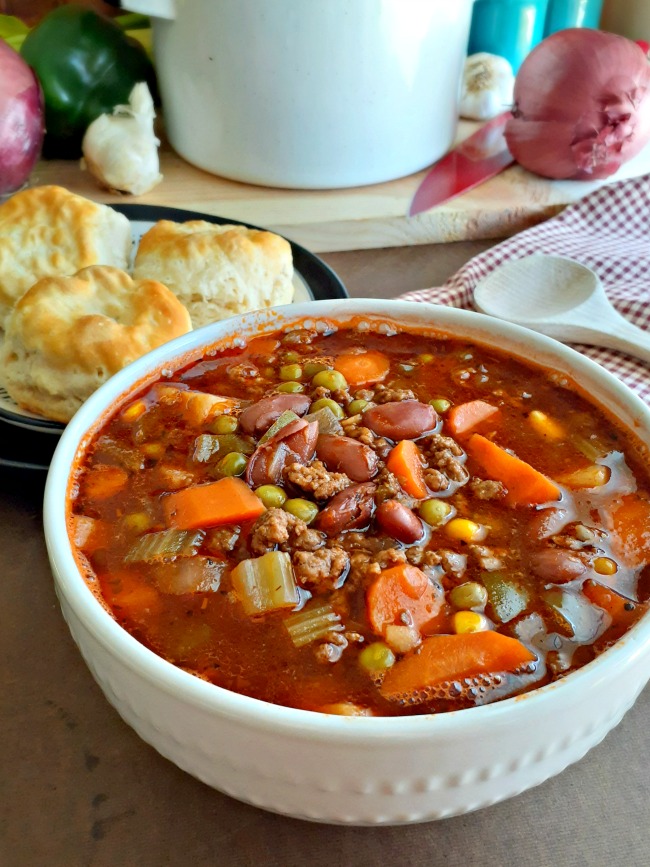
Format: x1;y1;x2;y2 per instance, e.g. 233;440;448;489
544;0;603;35
468;0;550;72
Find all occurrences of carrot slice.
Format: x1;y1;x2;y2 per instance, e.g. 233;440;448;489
606;494;650;568
163;477;266;530
380;631;536;701
333;350;390;386
366;564;444;637
386;440;428;498
582;580;639;628
83;465;129;501
104;571;164;619
446;400;500;438
466;434;561;507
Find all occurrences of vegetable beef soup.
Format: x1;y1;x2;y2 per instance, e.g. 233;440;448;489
69;323;650;716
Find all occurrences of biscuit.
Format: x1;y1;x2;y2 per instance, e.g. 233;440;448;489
0;185;132;327
1;266;192;423
133;220;294;328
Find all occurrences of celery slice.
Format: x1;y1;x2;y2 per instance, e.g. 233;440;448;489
259;411;299;444
285;602;344;647
230;551;298;615
304;407;344;435
125;528;204;563
192;433;254;462
482;571;530;624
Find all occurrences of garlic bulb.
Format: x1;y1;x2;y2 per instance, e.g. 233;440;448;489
459;53;515;121
81;83;162;196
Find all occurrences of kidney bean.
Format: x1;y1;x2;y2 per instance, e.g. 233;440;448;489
245;419;318;487
362;400;437;441
530;548;586;584
375;500;424;544
316;434;378;481
315;482;376;536
528;508;570;540
239;393;311;436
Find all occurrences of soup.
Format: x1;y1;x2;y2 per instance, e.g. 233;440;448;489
69;322;650;716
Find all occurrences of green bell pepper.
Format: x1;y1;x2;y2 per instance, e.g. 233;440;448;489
20;5;157;159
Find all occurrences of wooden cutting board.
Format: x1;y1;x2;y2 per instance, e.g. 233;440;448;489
31;120;650;253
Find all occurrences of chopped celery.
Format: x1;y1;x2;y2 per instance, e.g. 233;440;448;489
285;602;343;647
192;433;254;463
230;551;298;615
304;406;344;435
259;410;300;444
125;528;204;563
482;571;530;623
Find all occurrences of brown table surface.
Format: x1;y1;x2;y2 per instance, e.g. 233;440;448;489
2;241;648;867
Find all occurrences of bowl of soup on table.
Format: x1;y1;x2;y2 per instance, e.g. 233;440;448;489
44;299;650;824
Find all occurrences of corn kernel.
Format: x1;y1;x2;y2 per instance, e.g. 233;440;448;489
452;611;490;634
121;400;147;423
528;410;565;440
444;518;487;544
594;557;617;576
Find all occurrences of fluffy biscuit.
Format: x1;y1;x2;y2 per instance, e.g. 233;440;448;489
0;185;132;327
133;220;294;328
1;266;192;423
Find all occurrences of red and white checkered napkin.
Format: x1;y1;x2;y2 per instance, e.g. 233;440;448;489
400;173;650;403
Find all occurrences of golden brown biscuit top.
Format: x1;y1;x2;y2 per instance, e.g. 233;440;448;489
0;185;132;319
7;265;192;375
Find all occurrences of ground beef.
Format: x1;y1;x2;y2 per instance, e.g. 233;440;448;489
468;478;507;501
249;508;324;556
405;547;443;568
551;533;584;551
339;422;392;458
311;385;331;401
314;631;348;664
422;434;469;486
337;531;390;554
423;468;450;493
374;467;401;502
469;545;504;571
292;546;350;592
439;550;468;578
284;460;351;500
204;525;240;554
354;389;375;402
373;384;417;403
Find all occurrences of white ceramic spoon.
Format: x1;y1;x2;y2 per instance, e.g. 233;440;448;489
473;253;650;364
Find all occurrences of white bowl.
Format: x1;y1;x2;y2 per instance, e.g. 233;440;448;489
44;299;650;825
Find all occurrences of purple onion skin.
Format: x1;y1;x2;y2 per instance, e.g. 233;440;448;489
505;29;650;180
0;40;45;197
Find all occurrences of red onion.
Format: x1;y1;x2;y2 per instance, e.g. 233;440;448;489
0;39;44;197
505;29;650;180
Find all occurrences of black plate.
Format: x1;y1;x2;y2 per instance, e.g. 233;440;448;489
0;203;348;470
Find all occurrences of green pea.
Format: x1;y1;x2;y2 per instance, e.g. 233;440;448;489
283;498;319;524
262;366;276;379
418;353;434;363
449;582;488;611
210;414;239;434
347;399;369;415
283;351;300;363
359;642;396;672
312;370;348;391
311;397;345;419
419;498;452;527
429;398;451;413
255;485;288;509
303;361;330;378
280;363;303;381
276;381;305;393
217;452;248;477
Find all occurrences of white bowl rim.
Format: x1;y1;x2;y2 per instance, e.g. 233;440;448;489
44;298;650;742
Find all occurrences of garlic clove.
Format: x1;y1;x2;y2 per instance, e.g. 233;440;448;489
81;82;163;196
459;53;515;121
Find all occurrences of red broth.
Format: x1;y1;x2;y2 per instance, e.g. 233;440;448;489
68;324;650;715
